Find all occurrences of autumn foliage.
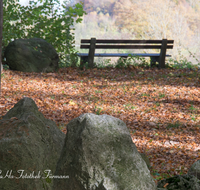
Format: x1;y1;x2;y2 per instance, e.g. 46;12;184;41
0;66;200;183
75;0;200;65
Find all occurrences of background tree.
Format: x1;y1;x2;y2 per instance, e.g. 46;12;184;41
75;0;200;65
2;0;86;67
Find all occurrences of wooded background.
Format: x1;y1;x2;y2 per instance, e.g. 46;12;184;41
71;0;200;64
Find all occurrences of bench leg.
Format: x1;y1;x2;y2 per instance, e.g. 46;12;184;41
88;38;96;68
79;56;88;69
159;39;167;68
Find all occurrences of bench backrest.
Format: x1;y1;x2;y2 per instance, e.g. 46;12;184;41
80;38;174;49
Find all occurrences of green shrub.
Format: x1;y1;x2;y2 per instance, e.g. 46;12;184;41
95;58;114;68
2;0;86;68
166;50;200;70
3;64;9;70
115;54;150;68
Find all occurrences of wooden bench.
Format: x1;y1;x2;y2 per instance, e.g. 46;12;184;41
77;38;174;68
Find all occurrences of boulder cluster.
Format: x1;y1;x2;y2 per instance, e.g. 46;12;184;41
0;97;199;190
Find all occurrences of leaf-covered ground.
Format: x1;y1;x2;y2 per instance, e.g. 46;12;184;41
0;66;200;183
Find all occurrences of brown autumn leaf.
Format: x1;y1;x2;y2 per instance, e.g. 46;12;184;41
0;67;200;184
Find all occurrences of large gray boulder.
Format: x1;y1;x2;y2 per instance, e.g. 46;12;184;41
4;38;59;73
157;174;200;190
188;160;200;180
53;113;156;190
0;97;65;190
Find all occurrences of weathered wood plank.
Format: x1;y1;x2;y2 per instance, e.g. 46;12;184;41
81;39;174;44
81;45;173;49
77;53;171;57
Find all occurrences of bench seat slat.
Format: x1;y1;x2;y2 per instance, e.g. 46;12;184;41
80;45;173;49
77;53;171;57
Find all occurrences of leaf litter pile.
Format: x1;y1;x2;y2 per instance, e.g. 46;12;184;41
0;66;200;183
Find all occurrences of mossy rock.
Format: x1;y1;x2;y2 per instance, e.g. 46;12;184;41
4;38;59;73
157;174;200;190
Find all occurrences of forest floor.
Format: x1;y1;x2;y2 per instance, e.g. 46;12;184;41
0;66;200;183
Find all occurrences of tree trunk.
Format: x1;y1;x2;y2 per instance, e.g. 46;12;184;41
0;0;3;96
